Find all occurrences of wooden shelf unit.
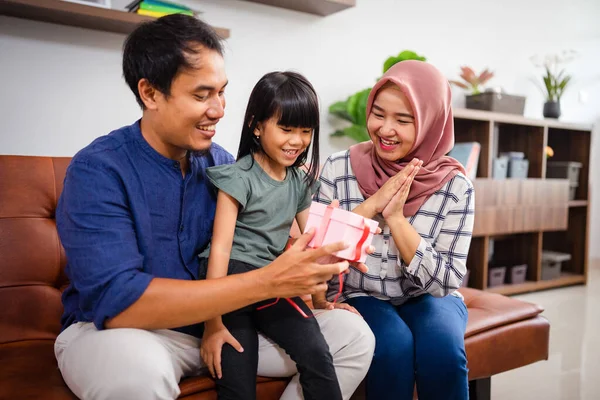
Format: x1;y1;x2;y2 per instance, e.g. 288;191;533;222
453;108;593;295
486;273;586;296
0;0;230;38
240;0;355;16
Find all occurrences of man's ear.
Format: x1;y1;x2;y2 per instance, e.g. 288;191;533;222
138;78;160;110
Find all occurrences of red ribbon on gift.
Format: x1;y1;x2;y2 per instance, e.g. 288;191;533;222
352;218;371;263
258;203;370;318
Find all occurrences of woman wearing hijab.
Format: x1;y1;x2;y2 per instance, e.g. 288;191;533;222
315;60;474;400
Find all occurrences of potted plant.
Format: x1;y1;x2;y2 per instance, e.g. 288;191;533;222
530;50;577;119
450;66;526;115
449;66;494;95
328;51;426;142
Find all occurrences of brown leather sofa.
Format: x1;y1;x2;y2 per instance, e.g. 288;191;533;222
0;155;550;400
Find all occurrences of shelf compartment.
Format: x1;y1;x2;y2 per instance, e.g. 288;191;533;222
454;118;492;178
547;128;591;201
489;232;542;282
495;122;545;178
542;207;589;277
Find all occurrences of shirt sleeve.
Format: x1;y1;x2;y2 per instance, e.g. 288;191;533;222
402;178;475;297
313;156;336;206
296;170;321;213
205;164;249;209
56;160;154;330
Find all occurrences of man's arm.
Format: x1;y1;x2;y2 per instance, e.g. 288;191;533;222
106;232;350;329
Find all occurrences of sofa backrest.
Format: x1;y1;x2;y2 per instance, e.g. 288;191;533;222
0;156;71;344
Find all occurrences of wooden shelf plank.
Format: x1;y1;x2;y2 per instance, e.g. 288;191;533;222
486;273;585;295
454;108;592;132
0;0;230;38
240;0;355;16
568;200;588;207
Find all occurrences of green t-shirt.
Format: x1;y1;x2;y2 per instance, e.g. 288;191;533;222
200;154;318;268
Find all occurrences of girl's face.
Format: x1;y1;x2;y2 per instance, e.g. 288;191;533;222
254;117;312;172
367;84;417;162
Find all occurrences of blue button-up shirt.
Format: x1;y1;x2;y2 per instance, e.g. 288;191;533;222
56;121;234;337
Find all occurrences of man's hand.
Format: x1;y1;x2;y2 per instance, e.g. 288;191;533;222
259;229;351;299
200;321;243;380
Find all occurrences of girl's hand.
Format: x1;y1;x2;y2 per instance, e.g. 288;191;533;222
367;158;422;214
332;302;361;316
382;160;422;220
313;299;361;317
200;322;244;380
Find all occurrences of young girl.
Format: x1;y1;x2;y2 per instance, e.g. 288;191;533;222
198;71;343;400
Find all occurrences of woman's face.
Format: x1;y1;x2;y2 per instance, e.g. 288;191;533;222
366;84;416;162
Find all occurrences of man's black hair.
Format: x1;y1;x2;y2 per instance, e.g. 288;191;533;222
123;14;224;108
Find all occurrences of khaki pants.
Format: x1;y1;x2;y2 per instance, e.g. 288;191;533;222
55;309;375;400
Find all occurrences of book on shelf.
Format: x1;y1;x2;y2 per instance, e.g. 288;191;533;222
137;8;194;17
126;0;200;17
448;142;481;181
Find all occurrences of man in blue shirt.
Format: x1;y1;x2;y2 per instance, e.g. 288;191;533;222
54;14;374;400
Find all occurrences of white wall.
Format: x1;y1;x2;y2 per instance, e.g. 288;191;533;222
1;0;599;255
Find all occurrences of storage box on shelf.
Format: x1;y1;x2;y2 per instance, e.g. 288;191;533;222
453;108;592;295
541;251;571;280
547;161;583;200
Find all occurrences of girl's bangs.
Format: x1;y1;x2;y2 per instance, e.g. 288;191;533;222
272;86;319;129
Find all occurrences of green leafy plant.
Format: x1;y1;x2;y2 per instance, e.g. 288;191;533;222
449;66;494;95
530;50;577;102
329;51;426;142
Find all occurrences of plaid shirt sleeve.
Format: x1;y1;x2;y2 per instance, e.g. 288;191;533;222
404;179;475;297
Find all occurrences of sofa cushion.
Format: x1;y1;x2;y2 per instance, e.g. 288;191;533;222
0;340;77;400
459;287;544;338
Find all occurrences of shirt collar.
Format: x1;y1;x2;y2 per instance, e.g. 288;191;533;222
132;119;201;175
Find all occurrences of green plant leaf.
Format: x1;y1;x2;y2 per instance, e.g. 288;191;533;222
330;124;370;142
346;88;371;126
328;100;353;122
558;76;571;90
355;89;370;127
543;75;553;100
383;50;427;73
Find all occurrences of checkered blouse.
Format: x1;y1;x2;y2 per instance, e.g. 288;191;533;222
314;150;475;305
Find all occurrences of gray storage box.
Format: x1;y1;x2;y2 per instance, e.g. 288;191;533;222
508;159;529;178
569;183;578;201
500;152;525;160
493;157;509;179
541;251;571;280
547;161;582;186
488;266;506;287
466;93;526;115
506;264;528;284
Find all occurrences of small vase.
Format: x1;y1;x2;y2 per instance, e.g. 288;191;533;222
543;101;561;119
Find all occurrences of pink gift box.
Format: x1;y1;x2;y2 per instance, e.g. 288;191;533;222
304;202;379;263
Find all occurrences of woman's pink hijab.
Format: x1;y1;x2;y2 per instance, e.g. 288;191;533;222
349;60;465;217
